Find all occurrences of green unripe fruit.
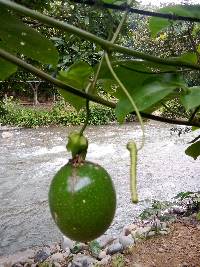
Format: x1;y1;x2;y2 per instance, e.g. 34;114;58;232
67;132;88;159
49;161;116;242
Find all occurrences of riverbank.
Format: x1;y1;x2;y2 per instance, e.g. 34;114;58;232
0;98;133;128
1;193;200;267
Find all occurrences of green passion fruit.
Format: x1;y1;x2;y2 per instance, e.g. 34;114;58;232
49;161;116;242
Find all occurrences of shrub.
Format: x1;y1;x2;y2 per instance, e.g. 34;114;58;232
0;98;116;128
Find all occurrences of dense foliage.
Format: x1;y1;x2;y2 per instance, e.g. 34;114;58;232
0;97;116;127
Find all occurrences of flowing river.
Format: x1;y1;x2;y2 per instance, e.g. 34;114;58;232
0;122;200;256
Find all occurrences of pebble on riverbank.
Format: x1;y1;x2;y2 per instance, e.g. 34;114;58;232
0;218;169;267
2;194;199;267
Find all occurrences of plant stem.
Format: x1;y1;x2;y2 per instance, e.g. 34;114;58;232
1;0;200;70
1;48;200;128
105;52;145;150
80;100;90;135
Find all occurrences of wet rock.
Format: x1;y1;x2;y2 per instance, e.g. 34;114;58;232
98;250;107;260
71;255;96;267
107;242;123;255
99;255;111;265
147;231;156;237
98;235;115;249
161;222;167;230
131;226;151;239
12;264;23;267
63;248;71;258
181;262;189;267
119;235;135;249
50;243;61;253
152;218;161;230
34;249;50;263
160;230;169;235
122;224;138;236
171;206;185;215
62;236;74;250
50;252;66;263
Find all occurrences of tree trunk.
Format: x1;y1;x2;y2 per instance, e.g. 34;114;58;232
30;81;41;106
33;88;39;106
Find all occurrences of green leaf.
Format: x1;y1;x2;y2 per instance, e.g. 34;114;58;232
115;79;177;123
181;86;200;110
98;79;117;95
58;61;93;90
197;44;200;54
0;7;58;66
97;60;179;97
89;240;101;257
196;212;200;221
174;191;193;200
118;60;177;73
192;126;200;131
185;141;200;160
97;59;176;80
149;5;200;37
97;60;177;99
0;58;17;80
178;52;198;64
58;88;86;111
96;59;184;122
57;61;93;111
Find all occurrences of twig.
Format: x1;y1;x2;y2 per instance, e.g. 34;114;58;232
1;0;200;70
72;0;200;23
188;135;200;144
189;106;200;122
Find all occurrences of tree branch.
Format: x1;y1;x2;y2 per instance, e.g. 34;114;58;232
188;135;200;144
73;0;200;23
0;49;114;108
189;106;200;122
1;0;200;70
1;48;200;128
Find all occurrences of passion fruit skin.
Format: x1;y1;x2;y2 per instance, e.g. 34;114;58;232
49;160;116;242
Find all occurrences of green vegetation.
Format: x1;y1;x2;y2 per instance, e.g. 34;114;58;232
139;191;200;222
0;97;116;127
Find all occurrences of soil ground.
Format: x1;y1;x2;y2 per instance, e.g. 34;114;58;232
108;219;200;267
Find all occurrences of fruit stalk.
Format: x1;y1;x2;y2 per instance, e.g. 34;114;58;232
127;141;138;203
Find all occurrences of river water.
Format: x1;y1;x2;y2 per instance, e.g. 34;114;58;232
0;122;200;256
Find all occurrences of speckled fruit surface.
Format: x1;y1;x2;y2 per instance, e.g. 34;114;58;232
49;161;116;242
